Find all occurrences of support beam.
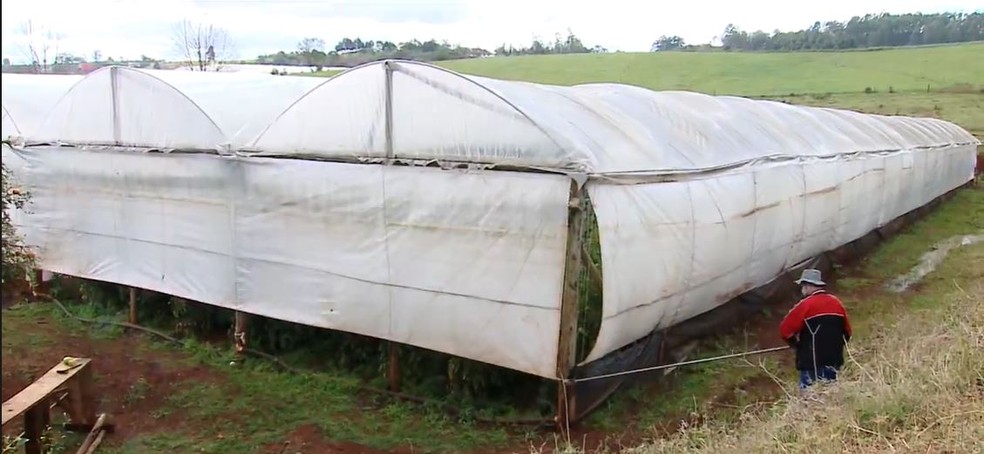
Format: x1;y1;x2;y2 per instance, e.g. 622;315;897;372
555;180;587;429
387;342;401;392
63;366;97;429
234;311;249;360
23;402;50;454
383;60;395;160
127;287;138;325
32;269;48;296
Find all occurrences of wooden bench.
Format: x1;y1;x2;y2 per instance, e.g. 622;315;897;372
2;358;97;454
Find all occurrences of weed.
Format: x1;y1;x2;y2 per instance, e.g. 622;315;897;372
124;377;150;405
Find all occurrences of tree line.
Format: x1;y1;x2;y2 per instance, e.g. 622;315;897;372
256;37;491;69
255;30;601;70
493;30;602;56
653;12;984;52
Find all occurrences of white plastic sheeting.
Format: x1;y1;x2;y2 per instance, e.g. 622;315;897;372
5;145;570;378
1;73;82;139
583;144;977;363
5;62;977;175
2;61;979;378
26;67;322;150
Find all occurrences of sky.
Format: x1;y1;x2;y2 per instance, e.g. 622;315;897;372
2;0;981;63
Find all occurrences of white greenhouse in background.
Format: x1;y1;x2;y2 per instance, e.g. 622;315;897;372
1;62;978;385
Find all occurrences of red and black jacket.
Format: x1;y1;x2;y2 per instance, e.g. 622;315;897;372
779;290;852;371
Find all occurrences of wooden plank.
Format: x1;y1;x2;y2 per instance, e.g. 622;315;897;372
2;358;91;427
75;413;108;454
555;181;586;428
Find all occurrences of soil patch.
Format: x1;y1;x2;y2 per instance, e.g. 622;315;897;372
1;302;224;444
261;424;395;454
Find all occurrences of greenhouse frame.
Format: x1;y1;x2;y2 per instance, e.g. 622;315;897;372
2;61;979;421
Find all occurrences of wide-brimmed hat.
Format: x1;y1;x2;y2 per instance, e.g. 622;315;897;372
795;268;826;286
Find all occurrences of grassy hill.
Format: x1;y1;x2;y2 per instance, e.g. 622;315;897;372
313;42;984;96
440;43;984;96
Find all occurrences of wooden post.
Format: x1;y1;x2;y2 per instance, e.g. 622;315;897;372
127;287;138;324
76;365;97;428
556;180;587;430
23;400;50;454
62;366;97;430
234;311;249;360
32;269;48;296
387;342;401;392
382;60;399;393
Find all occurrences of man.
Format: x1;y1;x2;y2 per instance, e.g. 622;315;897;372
779;269;852;389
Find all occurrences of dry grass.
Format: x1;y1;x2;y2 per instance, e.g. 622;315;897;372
628;247;984;454
538;240;984;454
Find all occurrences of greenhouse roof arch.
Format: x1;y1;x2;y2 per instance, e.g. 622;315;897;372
248;60;979;176
250;60;583;171
30;67;324;150
1;73;82;141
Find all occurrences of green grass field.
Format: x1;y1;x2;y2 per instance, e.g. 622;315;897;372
442;42;984;96
315;42;984;97
4;43;984;453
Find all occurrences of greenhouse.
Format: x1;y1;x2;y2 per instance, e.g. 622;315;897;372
1;62;978;406
1;73;81;140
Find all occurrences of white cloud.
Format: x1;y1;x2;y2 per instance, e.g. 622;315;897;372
2;0;980;62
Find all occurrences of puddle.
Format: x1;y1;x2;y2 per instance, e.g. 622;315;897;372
885;233;984;293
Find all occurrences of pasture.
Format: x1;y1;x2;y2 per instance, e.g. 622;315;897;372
442;43;984;96
3;43;983;453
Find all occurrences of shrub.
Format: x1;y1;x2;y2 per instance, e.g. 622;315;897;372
1;163;35;286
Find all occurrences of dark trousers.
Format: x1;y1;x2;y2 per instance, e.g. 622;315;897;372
799;366;838;389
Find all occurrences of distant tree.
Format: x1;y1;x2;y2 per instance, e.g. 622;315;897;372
91;50;102;62
172;20;233;71
298;37;325;54
335;38;356;52
721;23;748;50
651;35;686;51
297;37;328;69
17;20;62;73
2;58;11;67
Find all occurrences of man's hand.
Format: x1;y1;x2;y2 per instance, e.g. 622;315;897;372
784;336;798;348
